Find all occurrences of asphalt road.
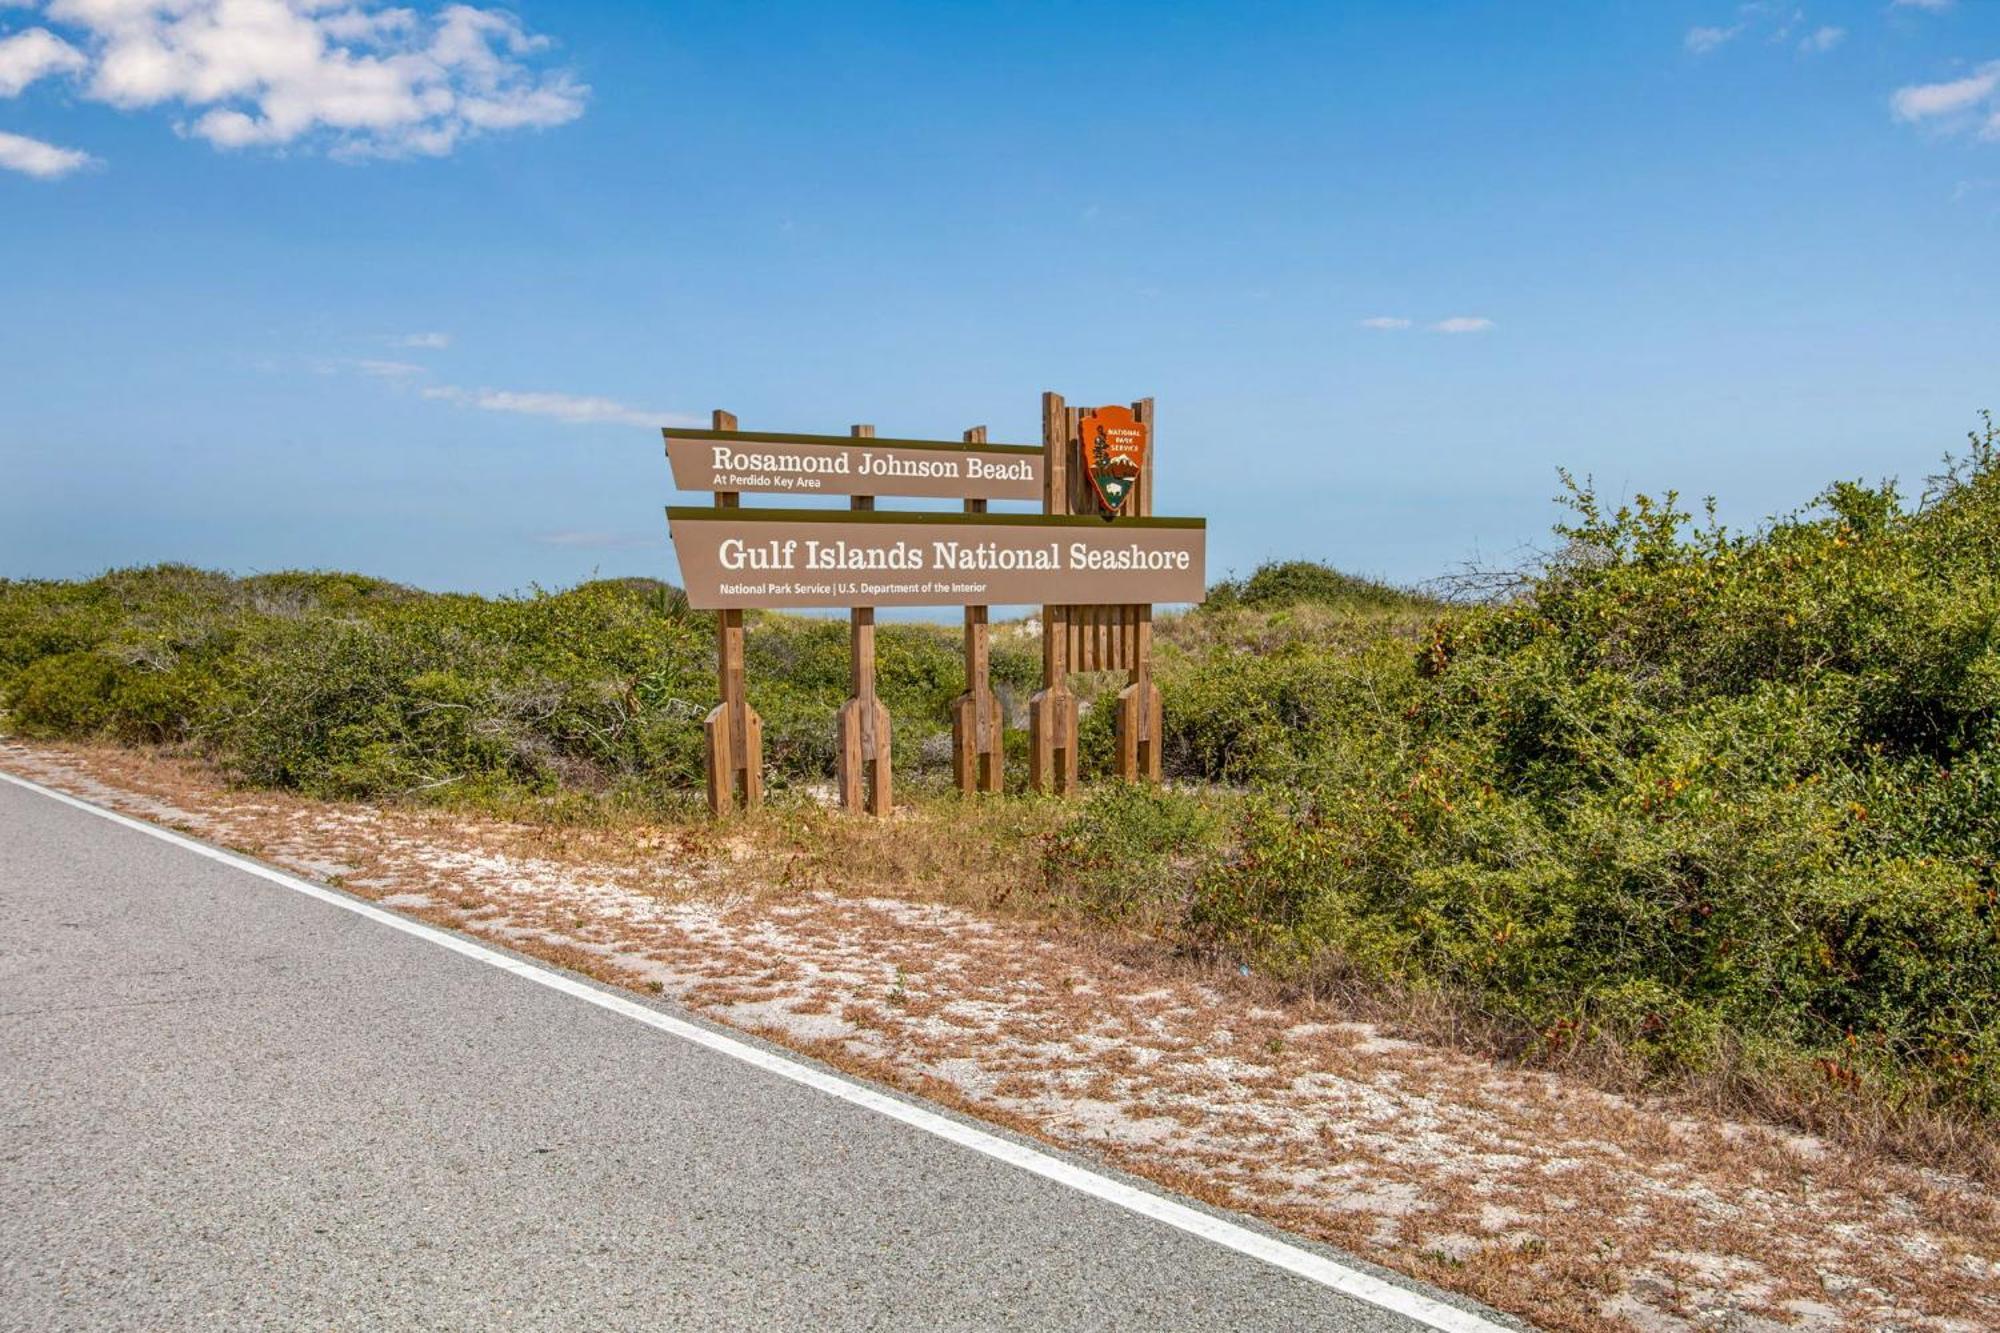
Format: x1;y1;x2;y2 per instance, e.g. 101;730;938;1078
0;777;1515;1331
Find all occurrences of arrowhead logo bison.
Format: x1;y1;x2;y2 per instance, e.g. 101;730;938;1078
1079;406;1148;517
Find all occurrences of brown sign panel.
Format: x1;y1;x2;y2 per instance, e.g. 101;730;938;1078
665;428;1042;501
1078;405;1149;515
667;508;1206;610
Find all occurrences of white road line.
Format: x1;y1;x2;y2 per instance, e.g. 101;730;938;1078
0;769;1518;1333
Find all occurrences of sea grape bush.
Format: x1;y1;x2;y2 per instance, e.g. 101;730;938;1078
1182;416;2000;1113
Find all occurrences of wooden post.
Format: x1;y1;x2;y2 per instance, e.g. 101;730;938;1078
835;424;892;815
950;426;1004;794
701;409;763;815
1028;392;1080;795
1115;397;1164;783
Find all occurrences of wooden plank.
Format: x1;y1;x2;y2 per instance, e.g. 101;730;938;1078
1134;396;1156;518
1114;398;1161;785
952;425;1002;795
666;426;1039;455
1030;392;1079;796
702;408;762;814
836;424;891;816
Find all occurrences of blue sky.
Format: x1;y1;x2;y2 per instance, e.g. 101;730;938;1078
2;0;1997;603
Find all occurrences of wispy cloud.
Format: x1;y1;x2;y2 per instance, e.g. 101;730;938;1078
1685;24;1743;55
339;356;693;429
0;26;85;97
0;129;96;179
1430;316;1495;334
1358;316;1412;330
392;332;453;350
1687;5;1846;57
1892;61;2000;141
420;385;697;429
1;2;585;164
354;359;427;379
1892;0;1953;12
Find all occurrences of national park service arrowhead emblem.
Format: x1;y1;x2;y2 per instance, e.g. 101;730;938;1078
1079;405;1148;517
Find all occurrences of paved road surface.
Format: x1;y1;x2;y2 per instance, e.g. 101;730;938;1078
0;777;1516;1331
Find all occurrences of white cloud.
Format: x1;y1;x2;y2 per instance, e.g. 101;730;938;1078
393;331;451;349
22;0;586;159
1892;61;2000;141
1358;316;1411;330
1799;26;1844;55
1685;24;1743;55
1892;0;1953;11
1430;316;1495;334
421;384;697;429
0;27;86;96
0;128;96;177
354;358;425;378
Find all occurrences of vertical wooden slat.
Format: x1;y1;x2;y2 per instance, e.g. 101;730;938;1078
702;408;762;814
1134;396;1156;519
1030;392;1079;795
836;424;891;815
951;425;1003;794
1116;396;1164;783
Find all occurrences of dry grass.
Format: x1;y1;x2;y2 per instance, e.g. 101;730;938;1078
6;739;1999;1332
715;790;2000;1190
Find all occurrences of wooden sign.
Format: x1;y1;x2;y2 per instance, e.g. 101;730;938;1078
665;428;1041;501
665;395;1195;819
665;508;1205;610
1078;405;1148;515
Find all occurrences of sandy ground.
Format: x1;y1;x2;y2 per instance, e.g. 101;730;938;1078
4;740;1996;1332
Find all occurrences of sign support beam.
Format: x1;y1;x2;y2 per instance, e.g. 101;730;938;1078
1029;392;1080;796
702;408;763;816
836;424;893;816
951;425;1004;795
1114;397;1163;783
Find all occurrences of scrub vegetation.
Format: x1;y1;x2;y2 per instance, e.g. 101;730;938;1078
5;415;1999;1155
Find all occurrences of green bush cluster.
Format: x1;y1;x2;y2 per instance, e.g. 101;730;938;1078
0;567;1034;807
1207;558;1429;613
1179;417;2000;1113
1040;782;1225;927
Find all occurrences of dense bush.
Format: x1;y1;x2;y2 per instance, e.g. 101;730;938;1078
1041;782;1225;926
1208;559;1428;612
1186;417;2000;1113
0;571;1032;805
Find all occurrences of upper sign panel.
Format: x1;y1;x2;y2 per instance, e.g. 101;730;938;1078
665;428;1043;501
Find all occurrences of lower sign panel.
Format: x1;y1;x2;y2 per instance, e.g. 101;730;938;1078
667;508;1206;610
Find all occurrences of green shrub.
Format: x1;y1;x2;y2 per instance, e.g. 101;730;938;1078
1041;783;1223;924
1190;416;2000;1112
5;651;123;736
1209;559;1430;612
